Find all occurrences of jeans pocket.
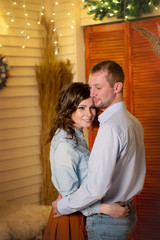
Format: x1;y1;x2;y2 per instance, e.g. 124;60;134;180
86;213;137;240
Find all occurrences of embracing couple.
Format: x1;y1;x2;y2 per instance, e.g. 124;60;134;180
43;60;146;240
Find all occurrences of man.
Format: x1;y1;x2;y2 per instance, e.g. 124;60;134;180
52;60;146;239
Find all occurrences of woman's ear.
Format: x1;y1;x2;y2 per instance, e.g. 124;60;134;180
114;82;123;93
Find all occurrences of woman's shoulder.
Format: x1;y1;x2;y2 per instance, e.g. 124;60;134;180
51;129;74;149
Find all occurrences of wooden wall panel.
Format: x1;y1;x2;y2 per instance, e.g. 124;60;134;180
0;97;39;108
0;136;39;150
0;0;42;204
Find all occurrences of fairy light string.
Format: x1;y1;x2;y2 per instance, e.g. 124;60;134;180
0;0;78;54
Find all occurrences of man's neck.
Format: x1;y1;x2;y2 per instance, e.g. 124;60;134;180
102;94;123;112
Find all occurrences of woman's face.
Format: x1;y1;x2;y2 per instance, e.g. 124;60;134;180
71;97;96;132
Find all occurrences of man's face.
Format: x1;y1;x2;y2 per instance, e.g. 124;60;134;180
88;70;116;111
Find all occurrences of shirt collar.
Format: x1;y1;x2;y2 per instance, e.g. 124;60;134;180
75;128;84;138
98;101;126;124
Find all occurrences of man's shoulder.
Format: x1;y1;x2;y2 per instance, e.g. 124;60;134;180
101;108;142;134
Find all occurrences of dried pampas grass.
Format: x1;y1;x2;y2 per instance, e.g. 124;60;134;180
36;17;73;205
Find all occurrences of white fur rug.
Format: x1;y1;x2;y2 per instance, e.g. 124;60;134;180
0;201;51;240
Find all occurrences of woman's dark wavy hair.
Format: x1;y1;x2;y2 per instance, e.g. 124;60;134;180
47;82;99;143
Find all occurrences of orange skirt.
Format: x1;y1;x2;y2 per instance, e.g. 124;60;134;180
43;209;88;240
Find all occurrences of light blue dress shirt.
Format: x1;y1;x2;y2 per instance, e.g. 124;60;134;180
50;128;100;216
57;102;146;215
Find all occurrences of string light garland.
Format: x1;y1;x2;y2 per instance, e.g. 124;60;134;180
0;1;75;55
83;0;160;21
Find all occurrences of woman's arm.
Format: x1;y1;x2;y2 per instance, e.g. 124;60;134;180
100;203;129;218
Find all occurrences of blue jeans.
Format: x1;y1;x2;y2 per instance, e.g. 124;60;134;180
86;203;137;240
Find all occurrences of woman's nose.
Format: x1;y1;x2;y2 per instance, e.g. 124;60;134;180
86;109;92;116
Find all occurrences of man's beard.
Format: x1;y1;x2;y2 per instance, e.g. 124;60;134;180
94;96;115;110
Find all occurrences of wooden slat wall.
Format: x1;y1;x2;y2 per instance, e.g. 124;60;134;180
0;0;42;204
53;0;86;83
84;17;160;239
52;0;75;69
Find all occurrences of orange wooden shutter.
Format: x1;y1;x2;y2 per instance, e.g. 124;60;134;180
130;18;160;240
84;16;160;239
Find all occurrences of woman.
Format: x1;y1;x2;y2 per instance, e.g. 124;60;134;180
43;82;128;240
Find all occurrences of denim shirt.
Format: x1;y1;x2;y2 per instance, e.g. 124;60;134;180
50;128;100;216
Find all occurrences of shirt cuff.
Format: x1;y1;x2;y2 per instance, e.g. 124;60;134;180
81;201;100;216
57;197;74;215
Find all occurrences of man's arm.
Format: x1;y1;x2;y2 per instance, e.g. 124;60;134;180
56;126;119;215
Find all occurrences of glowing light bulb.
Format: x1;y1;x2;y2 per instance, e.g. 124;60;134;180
127;5;132;9
22;45;25;48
